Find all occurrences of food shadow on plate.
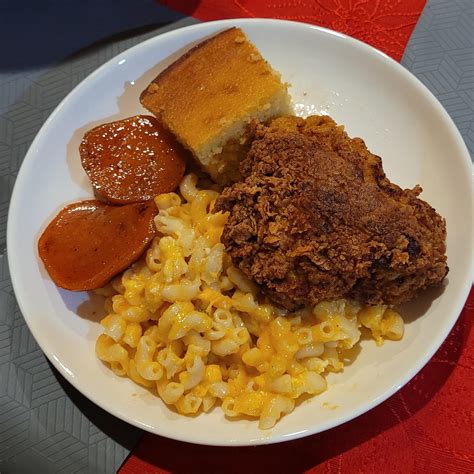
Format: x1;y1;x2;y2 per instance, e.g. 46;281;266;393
337;341;361;366
65;30;225;191
58;289;106;339
124;306;468;474
74;290;107;323
397;281;447;325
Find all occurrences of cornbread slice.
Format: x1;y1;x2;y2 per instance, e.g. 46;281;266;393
140;27;292;184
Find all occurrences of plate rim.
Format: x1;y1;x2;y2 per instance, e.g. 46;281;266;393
7;18;474;446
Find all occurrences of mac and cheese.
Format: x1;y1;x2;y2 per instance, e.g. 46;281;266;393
96;174;404;429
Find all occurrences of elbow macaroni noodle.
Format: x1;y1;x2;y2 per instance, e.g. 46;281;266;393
96;174;404;429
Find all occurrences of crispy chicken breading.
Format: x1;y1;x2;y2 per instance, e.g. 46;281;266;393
215;115;448;310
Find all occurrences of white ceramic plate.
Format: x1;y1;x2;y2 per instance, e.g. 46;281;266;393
7;19;474;446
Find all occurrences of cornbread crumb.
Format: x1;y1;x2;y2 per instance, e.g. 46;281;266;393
247;53;261;63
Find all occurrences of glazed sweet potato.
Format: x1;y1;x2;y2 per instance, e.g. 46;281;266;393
38;200;157;291
80;115;186;203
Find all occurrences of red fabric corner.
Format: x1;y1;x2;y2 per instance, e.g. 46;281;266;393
119;3;474;473
158;0;427;61
121;290;473;473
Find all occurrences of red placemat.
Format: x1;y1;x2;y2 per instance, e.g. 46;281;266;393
122;289;474;473
158;0;426;61
120;2;473;472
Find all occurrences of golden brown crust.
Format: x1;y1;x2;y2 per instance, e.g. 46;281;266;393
215;115;448;309
139;27;288;154
139;28;238;106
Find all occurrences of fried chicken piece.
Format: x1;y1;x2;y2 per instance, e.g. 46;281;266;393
215;115;448;310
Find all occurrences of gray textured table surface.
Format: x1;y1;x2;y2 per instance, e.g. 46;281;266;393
0;0;472;473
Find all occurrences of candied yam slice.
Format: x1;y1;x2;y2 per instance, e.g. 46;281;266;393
80;115;186;203
38;200;157;291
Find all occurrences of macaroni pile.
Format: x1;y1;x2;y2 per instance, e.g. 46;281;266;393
95;174;404;429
